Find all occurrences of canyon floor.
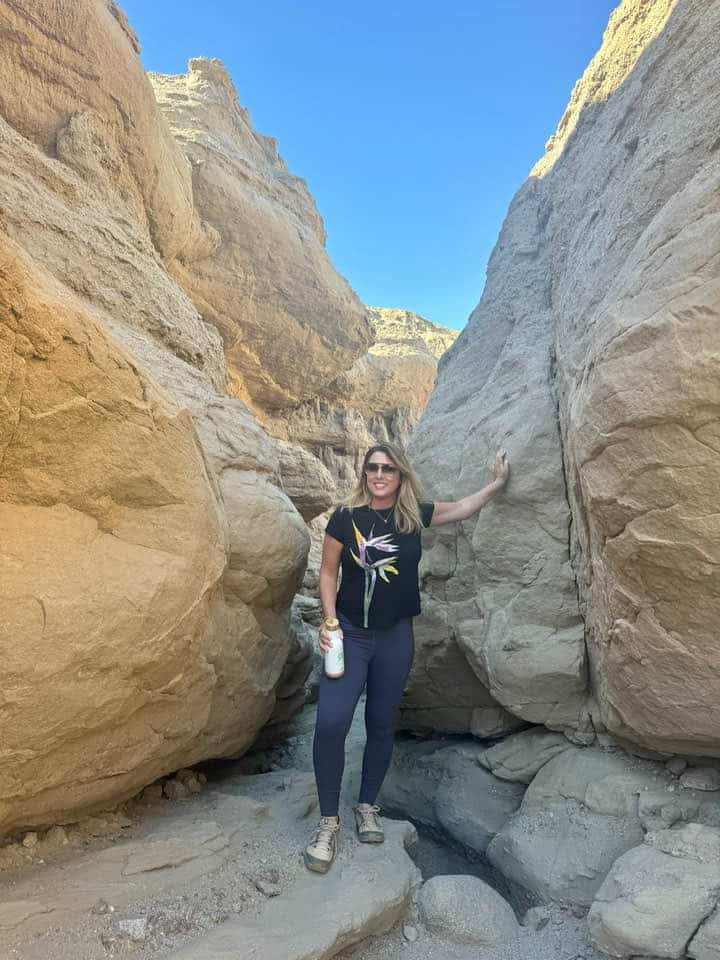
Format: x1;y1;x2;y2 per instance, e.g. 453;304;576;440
1;705;605;960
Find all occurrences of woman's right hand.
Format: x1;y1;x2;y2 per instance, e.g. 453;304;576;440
319;623;343;654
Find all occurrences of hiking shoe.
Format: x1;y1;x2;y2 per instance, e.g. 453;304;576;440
354;803;384;843
303;816;340;873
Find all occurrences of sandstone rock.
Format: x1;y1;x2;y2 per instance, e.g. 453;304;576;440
277;307;457;500
380;740;524;855
589;824;720;959
0;0;355;836
409;0;720;757
277;441;336;521
487;746;673;906
0;0;213;266
151;59;373;413
478;727;573;783
418;875;518;946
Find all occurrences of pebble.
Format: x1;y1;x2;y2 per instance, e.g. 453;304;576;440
44;825;69;846
22;832;38;849
253;878;282;897
163;779;189;801
117;917;148;941
139;783;164;804
402;922;419;942
92;899;115;916
665;757;687;776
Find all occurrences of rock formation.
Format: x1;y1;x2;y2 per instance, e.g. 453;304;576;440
280;306;458;495
0;0;374;835
150;59;373;416
408;0;720;758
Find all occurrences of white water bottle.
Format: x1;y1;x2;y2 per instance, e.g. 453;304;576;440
323;617;345;678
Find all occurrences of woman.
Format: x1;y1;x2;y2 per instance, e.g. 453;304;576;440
304;441;510;873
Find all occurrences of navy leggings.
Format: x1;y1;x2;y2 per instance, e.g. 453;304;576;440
313;614;415;817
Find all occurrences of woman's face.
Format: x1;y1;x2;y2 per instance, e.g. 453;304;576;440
364;450;401;502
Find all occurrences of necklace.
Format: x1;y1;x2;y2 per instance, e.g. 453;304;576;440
369;505;394;525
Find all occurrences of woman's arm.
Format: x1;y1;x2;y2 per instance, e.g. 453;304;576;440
318;534;343;652
430;449;510;526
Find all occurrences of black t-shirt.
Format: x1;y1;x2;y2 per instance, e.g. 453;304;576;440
325;502;435;629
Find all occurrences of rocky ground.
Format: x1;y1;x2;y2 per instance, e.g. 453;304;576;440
0;704;607;960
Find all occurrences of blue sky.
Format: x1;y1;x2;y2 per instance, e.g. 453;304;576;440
123;1;618;330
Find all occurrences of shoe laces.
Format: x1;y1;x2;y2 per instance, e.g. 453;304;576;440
312;816;339;856
357;803;381;831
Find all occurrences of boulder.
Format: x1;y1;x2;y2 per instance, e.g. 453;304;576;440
419;875;518;946
589;824;720;959
0;235;224;832
380;740;525;855
487;746;673;906
478;727;573;783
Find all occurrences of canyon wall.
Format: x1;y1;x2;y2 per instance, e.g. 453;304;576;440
409;0;720;756
0;0;371;835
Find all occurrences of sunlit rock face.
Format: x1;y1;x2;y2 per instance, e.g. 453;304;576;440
282;307;458;495
409;0;720;755
0;0;376;835
150;59;373;415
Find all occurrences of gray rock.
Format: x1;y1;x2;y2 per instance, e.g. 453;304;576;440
139;783;164;804
117;917;148;942
589;824;720;958
665;757;688;777
419;875;518;946
163;779;189;801
470;706;526;739
166;820;419;960
407;0;720;761
522;905;551;931
402;922;419;942
689;906;720;960
680;768;720;792
380;739;524;854
478;727;573;783
487;746;673;906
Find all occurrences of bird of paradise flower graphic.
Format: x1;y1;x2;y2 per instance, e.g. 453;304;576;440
350;522;399;627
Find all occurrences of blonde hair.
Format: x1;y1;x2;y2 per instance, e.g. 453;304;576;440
342;442;426;534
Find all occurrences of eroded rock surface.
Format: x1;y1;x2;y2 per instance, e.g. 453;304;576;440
151;59;373;414
0;0;372;834
408;0;720;756
588;825;720;958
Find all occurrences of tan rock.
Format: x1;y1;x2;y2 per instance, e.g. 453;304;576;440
0;1;323;835
367;307;458;359
0;0;215;265
151;59;374;412
0;233;225;833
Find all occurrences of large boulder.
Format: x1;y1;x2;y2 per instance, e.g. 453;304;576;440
0;0;373;835
408;0;720;756
0;235;223;832
487;746;673;907
588;825;720;959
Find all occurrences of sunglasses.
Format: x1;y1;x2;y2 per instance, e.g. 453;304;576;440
365;462;399;475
